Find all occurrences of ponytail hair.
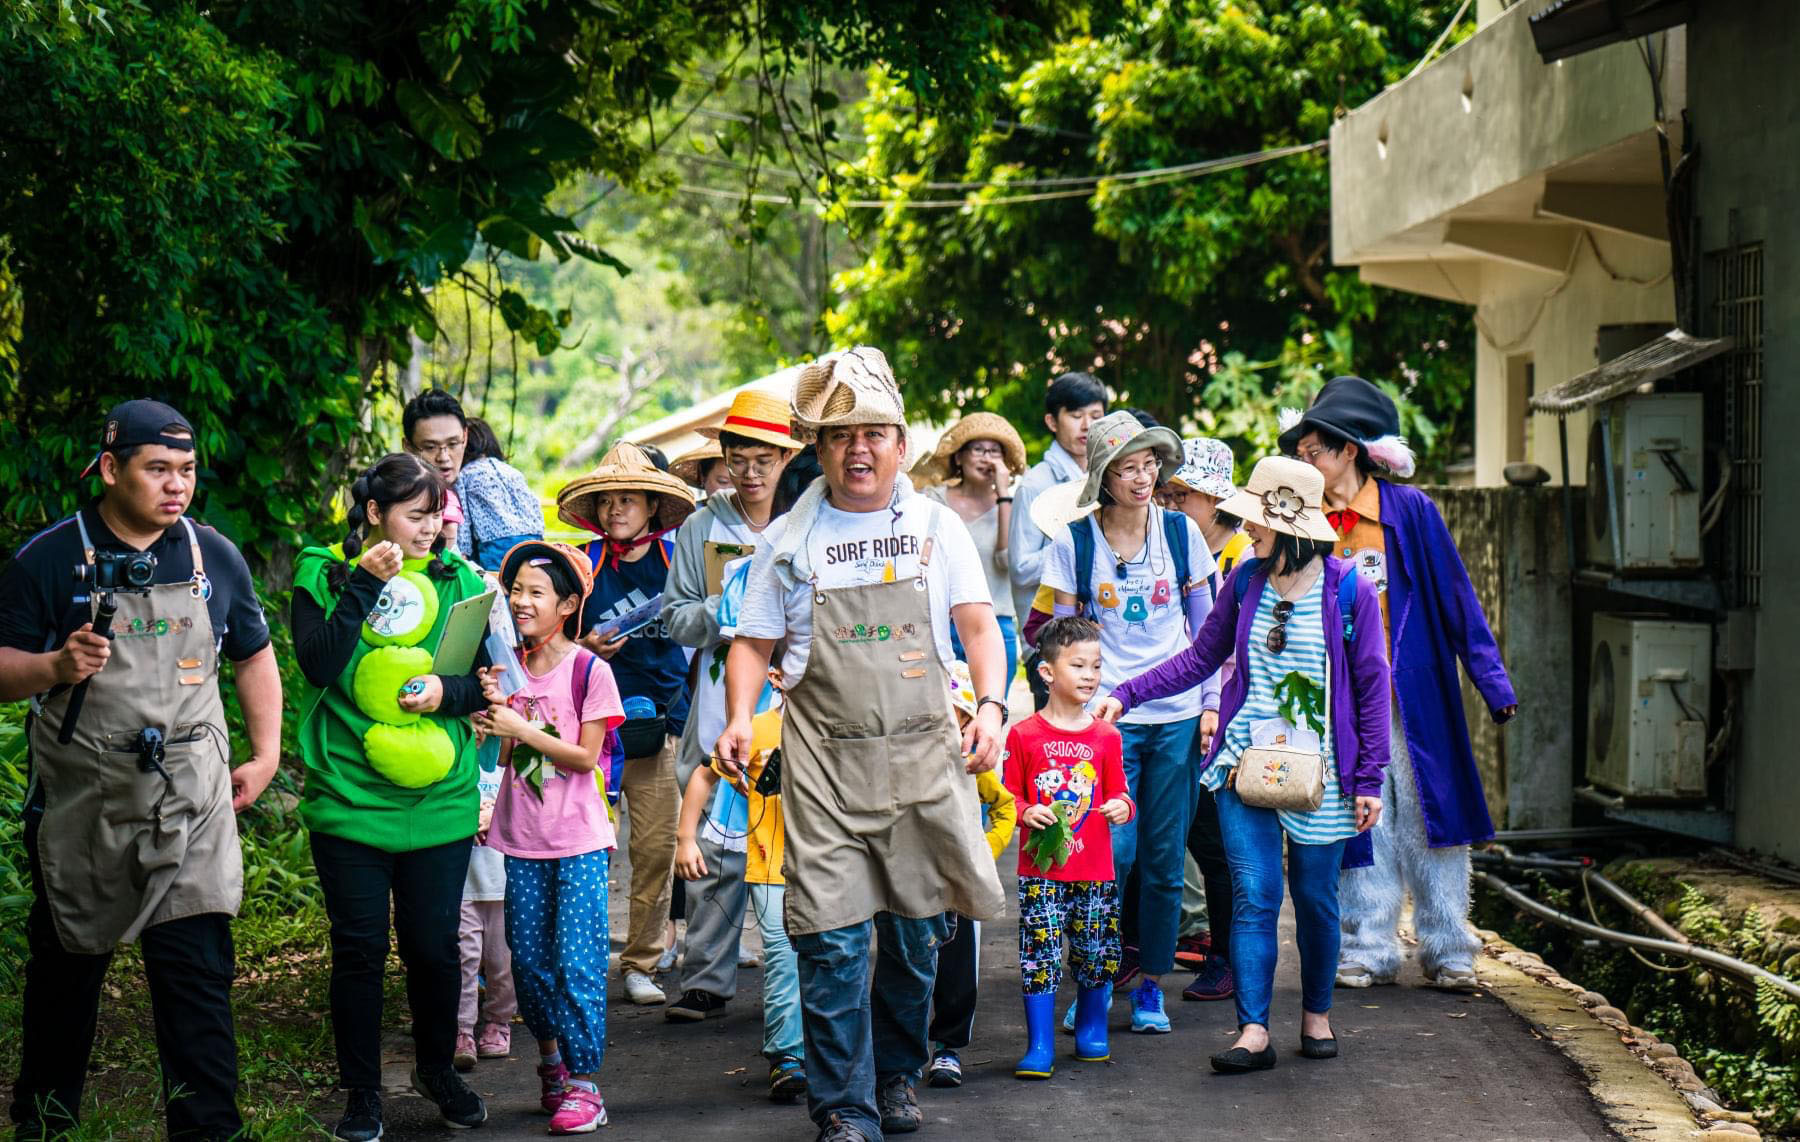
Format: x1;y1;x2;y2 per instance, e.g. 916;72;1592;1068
326;452;453;592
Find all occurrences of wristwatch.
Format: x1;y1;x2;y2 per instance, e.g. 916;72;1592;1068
976;695;1009;723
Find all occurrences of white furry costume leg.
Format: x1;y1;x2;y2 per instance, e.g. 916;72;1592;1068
1338;700;1481;981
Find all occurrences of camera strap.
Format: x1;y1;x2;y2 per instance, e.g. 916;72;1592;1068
74;513;208;600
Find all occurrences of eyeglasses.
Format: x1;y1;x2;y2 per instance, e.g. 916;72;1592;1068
1266;600;1295;654
1110;458;1161;483
725;456;780;477
413;438;464;459
961;442;1005;458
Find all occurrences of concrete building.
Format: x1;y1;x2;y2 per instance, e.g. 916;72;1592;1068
1329;0;1793;859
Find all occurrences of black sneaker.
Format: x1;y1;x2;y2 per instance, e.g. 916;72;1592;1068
876;1073;921;1134
411;1065;488;1129
334;1088;384;1141
926;1047;962;1088
665;989;730;1022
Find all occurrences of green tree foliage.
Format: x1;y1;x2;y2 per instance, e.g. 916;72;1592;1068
831;0;1474;472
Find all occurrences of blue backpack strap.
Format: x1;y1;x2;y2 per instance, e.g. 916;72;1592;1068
1232;556;1262;606
1338;568;1359;645
1161;508;1191;593
1070;517;1096;617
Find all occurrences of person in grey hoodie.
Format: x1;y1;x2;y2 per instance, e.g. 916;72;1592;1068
658;389;802;1030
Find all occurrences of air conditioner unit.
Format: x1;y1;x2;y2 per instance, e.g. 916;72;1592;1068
1586;614;1710;799
1584;393;1703;571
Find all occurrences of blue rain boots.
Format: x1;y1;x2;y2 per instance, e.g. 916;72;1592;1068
1073;984;1112;1062
1015;994;1057;1079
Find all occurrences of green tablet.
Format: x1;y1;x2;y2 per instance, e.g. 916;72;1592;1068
433;589;498;676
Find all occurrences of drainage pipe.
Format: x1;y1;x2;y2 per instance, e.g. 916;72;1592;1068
1474;871;1800;1004
1477;845;1688;944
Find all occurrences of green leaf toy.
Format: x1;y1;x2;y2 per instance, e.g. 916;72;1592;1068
1274;671;1327;738
1024;800;1078;874
508;717;560;801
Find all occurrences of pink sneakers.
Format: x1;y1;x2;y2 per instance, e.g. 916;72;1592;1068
476;1021;511;1059
548;1087;607;1134
536;1059;571;1114
453;1031;477;1072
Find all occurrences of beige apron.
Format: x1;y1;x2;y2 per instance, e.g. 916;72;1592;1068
780;521;1006;936
28;516;243;955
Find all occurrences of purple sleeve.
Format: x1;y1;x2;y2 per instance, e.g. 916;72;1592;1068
1113;574;1240;713
1347;575;1392;797
1412;492;1517;716
1183;584;1221;711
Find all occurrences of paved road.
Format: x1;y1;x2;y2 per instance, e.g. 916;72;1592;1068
381;849;1615;1142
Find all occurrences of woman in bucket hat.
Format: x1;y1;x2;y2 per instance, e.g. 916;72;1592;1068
1282;376;1517;993
913;411;1030;685
659;388;802;1036
1097;454;1391;1073
555;443;697;1007
1039;410;1220;1036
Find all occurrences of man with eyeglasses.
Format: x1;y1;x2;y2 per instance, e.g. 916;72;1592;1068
658;390;802;1053
717;349;1007;1142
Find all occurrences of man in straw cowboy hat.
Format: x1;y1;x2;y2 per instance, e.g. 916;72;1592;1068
1281;376;1516;993
659;388;801;1043
715;346;1008;1142
556;442;698;1007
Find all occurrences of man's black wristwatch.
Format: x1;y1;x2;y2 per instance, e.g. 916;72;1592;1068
976;695;1009;723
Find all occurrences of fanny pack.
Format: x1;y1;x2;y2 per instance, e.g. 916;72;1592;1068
617;712;667;759
1232;746;1326;811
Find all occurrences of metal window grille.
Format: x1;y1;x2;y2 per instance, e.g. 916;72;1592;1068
1714;242;1763;608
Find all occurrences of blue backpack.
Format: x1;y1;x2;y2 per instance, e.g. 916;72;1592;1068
1070;509;1192;618
1231;557;1361;646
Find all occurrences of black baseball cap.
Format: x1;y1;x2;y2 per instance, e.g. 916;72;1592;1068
81;399;197;477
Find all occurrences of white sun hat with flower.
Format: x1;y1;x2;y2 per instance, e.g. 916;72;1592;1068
1215;455;1339;544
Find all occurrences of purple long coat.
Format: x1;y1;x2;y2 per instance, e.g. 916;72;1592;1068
1110;556;1392;802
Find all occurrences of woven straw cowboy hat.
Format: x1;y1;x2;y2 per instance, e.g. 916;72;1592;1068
1216;455;1338;543
911;412;1028;488
1168;437;1237;499
556;441;698;535
789;346;907;434
669;441;722;488
1075;410;1182;512
1029;479;1094;539
697;389;802;452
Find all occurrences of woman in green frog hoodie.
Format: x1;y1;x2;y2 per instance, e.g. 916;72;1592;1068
290;452;493;1141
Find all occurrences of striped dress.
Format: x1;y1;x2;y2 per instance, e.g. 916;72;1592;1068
1203;572;1358;844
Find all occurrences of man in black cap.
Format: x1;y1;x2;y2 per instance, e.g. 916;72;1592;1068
0;400;282;1140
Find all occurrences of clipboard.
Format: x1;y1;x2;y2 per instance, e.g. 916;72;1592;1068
704;541;755;596
433;589;499;676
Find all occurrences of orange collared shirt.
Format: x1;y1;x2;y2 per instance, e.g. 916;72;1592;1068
1326;477;1391;647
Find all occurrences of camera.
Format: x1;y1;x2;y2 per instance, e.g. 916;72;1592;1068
72;549;158;593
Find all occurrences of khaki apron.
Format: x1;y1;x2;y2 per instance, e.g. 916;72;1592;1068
780;523;1006;936
27;516;243;955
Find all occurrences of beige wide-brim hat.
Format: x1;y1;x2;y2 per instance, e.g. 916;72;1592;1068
789;346;908;435
697;388;802;451
911;412;1028;487
556;441;698;535
1216;455;1339;543
1076;410;1182;511
1029;479;1095;540
669;441;722;488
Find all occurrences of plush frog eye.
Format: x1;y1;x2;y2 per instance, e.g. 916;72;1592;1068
362;571;440;647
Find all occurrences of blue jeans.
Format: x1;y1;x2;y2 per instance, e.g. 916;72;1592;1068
474;532;540;572
791;912;949;1136
950;614;1018;687
1215;787;1347;1028
750;884;803;1063
1112;717;1200;976
503;851;610;1074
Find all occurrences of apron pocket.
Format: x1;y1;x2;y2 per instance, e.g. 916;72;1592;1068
817;728;954;817
887;728;957;809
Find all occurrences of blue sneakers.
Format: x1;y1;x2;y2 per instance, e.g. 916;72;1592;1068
1128;979;1170;1034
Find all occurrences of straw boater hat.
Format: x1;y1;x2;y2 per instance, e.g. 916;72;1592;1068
1074;410;1182;512
669;440;722;488
1168;437;1237;499
697;389;802;451
1029;479;1092;539
1216;456;1339;543
910;412;1028;488
555;441;698;534
789;346;908;434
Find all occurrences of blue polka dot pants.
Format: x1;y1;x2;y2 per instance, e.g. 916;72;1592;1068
503;850;611;1075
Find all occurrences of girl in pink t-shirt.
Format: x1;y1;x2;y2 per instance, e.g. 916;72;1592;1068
477;542;623;1134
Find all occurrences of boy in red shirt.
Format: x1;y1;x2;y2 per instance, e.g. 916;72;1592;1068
1002;616;1134;1080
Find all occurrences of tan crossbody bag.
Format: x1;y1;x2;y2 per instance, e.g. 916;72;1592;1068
1232;664;1330;812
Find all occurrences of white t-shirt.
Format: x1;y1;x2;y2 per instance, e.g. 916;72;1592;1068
1042;508;1214;725
736;495;991;683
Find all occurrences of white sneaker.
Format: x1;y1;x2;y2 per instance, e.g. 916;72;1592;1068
1424;965;1480;991
655;943;680;973
1335;961;1396;989
624;970;666;1005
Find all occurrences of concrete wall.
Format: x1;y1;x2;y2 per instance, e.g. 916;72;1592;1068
1426;485;1575;830
1690;0;1800;861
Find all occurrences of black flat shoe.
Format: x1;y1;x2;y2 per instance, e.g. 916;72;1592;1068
1299;1035;1339;1059
1209;1045;1278;1073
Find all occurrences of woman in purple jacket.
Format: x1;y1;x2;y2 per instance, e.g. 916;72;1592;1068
1096;457;1390;1073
